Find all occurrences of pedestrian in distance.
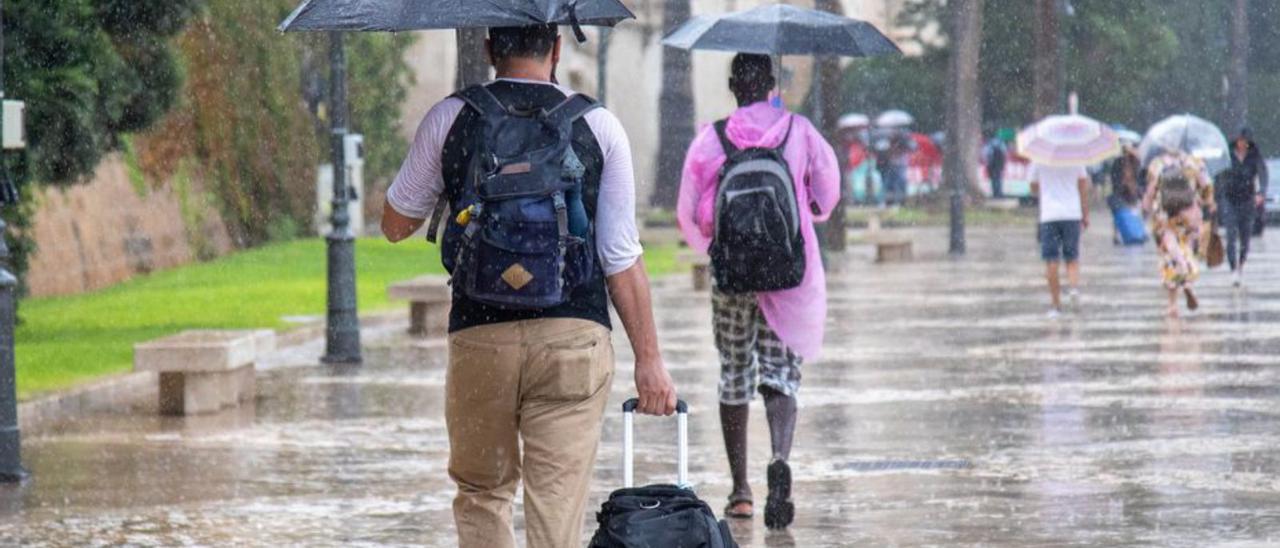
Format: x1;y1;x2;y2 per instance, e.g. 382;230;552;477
675;53;841;530
983;132;1008;199
1030;161;1091;318
380;24;677;548
1143;153;1216;318
1217;127;1268;287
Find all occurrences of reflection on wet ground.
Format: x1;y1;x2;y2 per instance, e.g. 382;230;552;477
4;225;1280;546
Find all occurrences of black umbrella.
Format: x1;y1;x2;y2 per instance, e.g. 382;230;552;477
279;0;634;36
662;4;900;57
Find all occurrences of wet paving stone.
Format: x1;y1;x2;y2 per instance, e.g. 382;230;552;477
2;225;1280;546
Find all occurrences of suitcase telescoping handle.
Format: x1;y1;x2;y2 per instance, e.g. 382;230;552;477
621;398;689;489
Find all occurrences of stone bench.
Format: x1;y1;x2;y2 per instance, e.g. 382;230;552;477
134;329;275;416
388;274;451;338
872;236;914;263
676;251;711;292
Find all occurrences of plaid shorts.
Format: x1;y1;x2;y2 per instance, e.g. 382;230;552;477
712;288;803;405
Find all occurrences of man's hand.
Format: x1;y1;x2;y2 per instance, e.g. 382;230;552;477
634;358;677;416
606;259;678;416
1081;215;1090;230
1257;193;1266;208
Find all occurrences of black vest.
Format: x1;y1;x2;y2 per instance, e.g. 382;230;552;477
440;81;611;333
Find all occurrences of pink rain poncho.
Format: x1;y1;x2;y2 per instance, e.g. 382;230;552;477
676;102;841;361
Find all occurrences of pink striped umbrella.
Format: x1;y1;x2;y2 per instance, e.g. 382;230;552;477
1016;114;1121;167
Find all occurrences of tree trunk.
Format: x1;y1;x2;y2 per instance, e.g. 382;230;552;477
455;29;490;90
815;0;847;252
1031;0;1060;119
652;0;695;209
1226;0;1249;131
946;0;983;256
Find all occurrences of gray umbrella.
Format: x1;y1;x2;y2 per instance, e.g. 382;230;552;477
662;4;900;57
279;0;634;33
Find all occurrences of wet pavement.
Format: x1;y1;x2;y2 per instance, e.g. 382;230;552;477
5;224;1280;547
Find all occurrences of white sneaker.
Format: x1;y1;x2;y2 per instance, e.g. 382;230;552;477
1233;270;1244;287
1046;308;1062;319
1067;288;1081;305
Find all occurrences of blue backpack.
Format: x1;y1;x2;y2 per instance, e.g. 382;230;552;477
428;85;599;310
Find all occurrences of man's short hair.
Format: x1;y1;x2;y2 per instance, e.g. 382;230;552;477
729;53;775;101
488;25;559;61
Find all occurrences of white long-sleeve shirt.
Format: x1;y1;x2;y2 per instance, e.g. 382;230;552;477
386;78;642;276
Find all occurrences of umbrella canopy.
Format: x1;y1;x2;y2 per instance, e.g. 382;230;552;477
279;0;634;32
662;4;900;57
838;113;870;129
875;110;914;128
1115;128;1142;145
1138;114;1230;176
1016;114;1121;167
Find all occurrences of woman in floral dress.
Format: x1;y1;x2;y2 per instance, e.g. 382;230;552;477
1142;153;1216;318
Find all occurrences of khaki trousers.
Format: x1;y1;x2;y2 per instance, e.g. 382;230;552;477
445;318;615;548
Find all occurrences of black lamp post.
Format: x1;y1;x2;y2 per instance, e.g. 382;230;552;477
0;0;28;483
321;31;362;365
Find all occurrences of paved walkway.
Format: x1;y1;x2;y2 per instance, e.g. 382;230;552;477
4;225;1280;546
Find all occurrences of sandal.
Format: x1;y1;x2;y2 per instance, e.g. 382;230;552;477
764;460;795;529
724;497;753;519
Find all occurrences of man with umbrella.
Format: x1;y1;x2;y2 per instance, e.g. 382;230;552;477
381;23;677;548
676;53;841;530
1018;115;1121;317
666;3;897;531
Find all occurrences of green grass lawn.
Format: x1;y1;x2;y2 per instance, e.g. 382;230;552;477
18;238;680;400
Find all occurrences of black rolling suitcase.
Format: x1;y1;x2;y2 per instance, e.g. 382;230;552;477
588;398;738;548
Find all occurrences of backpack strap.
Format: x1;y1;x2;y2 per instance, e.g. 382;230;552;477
452;84;509;118
425;199;449;244
714;120;737;156
774;115;796;153
544;93;600;127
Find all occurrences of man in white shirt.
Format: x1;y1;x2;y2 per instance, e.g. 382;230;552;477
1030;163;1090;317
380;24;677;548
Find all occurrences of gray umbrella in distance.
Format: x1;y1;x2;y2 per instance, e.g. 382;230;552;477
662;3;900;57
279;0;634;34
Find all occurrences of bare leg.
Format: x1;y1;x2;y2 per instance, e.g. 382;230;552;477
720;403;753;515
1166;288;1179;318
1046;261;1062;310
1066;261;1080;292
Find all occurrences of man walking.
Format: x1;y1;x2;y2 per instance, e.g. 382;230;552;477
1030;162;1090;317
676;53;840;530
381;24;677;548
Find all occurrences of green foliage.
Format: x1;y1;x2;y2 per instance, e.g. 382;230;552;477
169;0;322;246
840;52;949;132
2;0;200;185
347;34;416;191
15;238;682;398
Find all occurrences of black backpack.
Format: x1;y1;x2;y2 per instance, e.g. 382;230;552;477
589;399;738;548
710;117;805;294
428;84;598;310
590;485;736;548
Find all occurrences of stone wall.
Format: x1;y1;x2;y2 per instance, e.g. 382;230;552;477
26;154;233;298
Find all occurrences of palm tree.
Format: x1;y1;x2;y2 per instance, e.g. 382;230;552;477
652;0;694;209
1031;0;1060;119
946;0;983;255
815;0;847;252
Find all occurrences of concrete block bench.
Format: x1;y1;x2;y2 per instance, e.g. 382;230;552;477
872;236;914;263
676;251;711;292
134;329;275;415
388;274;451;338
